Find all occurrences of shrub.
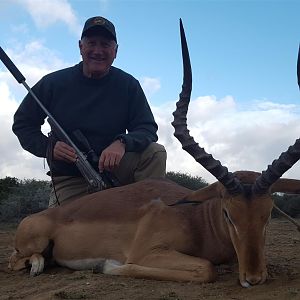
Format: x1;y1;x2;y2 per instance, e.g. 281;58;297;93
166;171;208;190
272;193;300;218
0;179;50;222
0;176;19;203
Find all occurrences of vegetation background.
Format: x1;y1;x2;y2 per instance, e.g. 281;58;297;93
0;172;299;223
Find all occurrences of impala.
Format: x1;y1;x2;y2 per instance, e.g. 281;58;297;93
9;20;300;288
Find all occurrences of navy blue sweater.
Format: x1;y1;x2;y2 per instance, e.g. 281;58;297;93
12;62;158;176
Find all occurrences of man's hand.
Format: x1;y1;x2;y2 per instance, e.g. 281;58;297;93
53;141;77;163
99;140;125;172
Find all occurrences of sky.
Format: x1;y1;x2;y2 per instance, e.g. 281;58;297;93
0;0;299;184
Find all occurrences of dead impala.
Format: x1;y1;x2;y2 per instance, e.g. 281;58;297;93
9;20;300;288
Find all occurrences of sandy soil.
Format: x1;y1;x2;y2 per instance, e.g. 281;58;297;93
0;218;299;300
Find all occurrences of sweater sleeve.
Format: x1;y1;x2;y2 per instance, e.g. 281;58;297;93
12;79;49;158
115;79;158;152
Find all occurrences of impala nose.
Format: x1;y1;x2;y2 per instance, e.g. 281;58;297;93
240;272;266;288
246;275;261;285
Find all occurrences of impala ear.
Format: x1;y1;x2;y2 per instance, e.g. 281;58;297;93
183;182;220;202
270;178;300;194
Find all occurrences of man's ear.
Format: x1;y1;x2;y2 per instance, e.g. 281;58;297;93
114;44;118;59
79;40;83;55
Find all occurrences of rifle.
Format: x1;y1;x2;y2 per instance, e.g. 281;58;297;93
0;46;110;191
71;129;120;188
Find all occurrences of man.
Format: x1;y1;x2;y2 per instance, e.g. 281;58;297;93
12;16;166;207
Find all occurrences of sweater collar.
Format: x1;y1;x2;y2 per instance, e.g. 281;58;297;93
77;62;113;84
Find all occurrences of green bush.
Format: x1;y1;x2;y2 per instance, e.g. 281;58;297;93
0;176;19;203
272;193;300;218
0;178;50;222
166;171;208;190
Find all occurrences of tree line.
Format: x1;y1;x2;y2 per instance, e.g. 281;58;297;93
0;173;299;223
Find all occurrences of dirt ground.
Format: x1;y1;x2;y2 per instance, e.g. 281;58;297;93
0;218;299;300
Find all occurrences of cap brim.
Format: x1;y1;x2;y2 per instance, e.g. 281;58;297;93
81;26;116;42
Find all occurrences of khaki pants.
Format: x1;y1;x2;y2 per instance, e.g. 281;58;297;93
49;142;166;207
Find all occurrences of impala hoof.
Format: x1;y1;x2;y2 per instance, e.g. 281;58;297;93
29;254;45;276
240;281;251;288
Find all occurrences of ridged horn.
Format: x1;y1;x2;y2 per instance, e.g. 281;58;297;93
171;19;243;195
252;138;300;194
297;44;300;89
253;48;300;194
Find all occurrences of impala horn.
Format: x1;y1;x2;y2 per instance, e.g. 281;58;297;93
297;44;300;89
253;46;300;194
172;19;243;195
252;138;300;194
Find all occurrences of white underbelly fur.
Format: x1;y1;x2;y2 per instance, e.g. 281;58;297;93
56;258;122;272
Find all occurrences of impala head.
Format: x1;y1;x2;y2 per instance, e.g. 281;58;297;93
172;19;300;287
218;171;272;287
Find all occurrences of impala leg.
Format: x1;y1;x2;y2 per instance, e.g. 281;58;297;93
102;250;216;283
29;253;45;276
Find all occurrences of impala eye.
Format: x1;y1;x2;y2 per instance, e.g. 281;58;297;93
223;209;233;225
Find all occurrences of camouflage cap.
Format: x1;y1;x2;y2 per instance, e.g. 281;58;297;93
81;16;117;42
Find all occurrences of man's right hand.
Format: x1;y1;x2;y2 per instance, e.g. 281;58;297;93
53;141;77;163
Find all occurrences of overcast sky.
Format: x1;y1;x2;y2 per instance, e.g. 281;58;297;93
0;0;299;184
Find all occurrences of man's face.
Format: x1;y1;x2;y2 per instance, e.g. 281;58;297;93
79;34;117;78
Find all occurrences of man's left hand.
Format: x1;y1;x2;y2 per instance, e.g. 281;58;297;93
99;140;125;172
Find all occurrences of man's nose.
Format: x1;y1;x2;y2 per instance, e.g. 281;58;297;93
92;45;105;53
